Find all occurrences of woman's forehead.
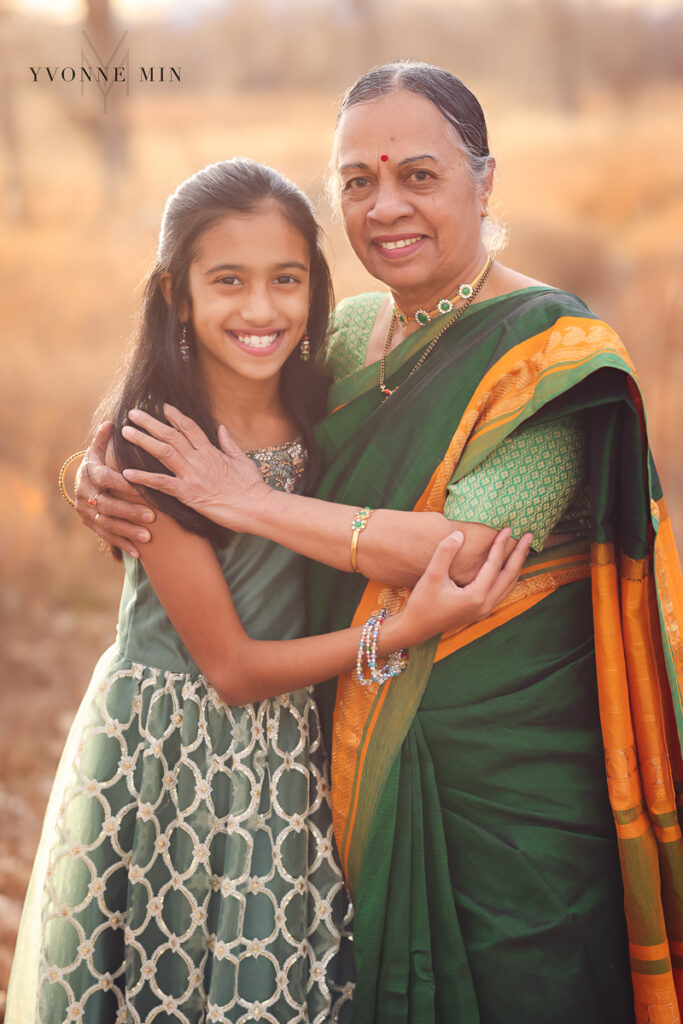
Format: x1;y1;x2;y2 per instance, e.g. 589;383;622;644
335;91;459;164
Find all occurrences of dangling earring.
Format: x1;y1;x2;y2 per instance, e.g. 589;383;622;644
179;322;190;362
299;332;310;362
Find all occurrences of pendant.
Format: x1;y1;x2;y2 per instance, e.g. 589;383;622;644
381;385;398;399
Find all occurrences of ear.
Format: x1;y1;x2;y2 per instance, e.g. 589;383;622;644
159;272;190;321
481;156;495;215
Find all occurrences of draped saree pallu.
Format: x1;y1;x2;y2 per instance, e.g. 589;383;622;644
309;289;683;1024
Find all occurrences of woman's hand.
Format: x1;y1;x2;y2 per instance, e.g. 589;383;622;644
74;422;156;558
121;405;269;532
398;527;533;648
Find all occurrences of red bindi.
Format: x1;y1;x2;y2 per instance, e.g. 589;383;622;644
380;154;389;161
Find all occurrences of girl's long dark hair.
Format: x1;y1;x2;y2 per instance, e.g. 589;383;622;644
96;159;334;550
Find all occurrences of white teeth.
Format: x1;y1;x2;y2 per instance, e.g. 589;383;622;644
235;332;279;348
378;237;421;251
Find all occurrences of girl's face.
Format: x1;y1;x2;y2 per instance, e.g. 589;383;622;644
183;203;311;388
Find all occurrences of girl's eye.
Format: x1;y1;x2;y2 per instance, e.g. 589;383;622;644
274;274;299;285
216;275;241;286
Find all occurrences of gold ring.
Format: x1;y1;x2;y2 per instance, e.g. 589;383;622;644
88;494;99;509
95;511;101;523
58;450;88;507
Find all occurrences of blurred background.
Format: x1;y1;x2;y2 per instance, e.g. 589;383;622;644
1;0;682;1011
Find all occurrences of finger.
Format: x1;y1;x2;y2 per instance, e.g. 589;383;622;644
481;533;534;610
122;468;181;496
464;528;513;594
162;404;212;450
127;408;193;453
424;531;465;584
217;423;244;457
90;420;113;460
89;492;155;527
86;511;151;556
122;424;185;471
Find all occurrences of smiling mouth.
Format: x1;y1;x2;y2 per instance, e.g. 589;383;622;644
231;331;281;349
375;236;423;251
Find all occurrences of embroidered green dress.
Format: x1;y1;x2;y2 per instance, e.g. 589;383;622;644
7;442;353;1024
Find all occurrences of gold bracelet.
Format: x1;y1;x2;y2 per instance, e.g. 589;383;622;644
58;449;88;507
350;506;374;573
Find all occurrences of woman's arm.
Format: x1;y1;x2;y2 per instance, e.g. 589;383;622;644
131;490;530;704
117;405;513;587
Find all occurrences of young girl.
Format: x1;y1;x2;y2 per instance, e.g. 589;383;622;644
6;159;530;1024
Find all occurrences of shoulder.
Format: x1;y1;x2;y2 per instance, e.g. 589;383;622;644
328;292;388;337
324;292;388;382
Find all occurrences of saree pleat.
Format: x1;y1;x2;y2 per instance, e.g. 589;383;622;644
309;288;683;1022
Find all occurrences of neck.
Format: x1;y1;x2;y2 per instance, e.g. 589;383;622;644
201;365;288;448
392;245;490;318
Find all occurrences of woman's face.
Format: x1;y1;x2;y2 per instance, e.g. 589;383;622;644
180;203;311;389
335;90;492;303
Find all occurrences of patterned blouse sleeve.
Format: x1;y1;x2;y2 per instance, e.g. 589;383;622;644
324;293;387;383
444;413;589;551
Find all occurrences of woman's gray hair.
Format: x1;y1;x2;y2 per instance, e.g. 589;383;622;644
330;60;507;251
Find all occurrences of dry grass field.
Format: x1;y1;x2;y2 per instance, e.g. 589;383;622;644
1;82;682;1009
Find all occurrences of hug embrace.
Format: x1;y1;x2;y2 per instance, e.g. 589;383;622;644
7;61;683;1024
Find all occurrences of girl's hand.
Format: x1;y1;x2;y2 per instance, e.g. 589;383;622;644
400;527;533;647
74;422;156;558
121;404;268;532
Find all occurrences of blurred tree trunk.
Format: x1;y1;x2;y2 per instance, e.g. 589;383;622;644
0;6;26;222
83;0;128;206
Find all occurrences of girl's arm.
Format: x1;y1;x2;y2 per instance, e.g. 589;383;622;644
110;437;530;706
114;405;513;587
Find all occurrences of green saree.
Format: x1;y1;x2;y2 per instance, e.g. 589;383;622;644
310;288;683;1023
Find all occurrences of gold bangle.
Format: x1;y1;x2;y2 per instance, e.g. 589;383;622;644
350;506;374;573
58;449;88;507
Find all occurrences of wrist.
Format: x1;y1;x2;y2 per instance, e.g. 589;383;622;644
377;609;419;654
239;481;285;536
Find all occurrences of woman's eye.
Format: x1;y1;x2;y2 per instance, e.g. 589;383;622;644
408;170;433;182
216;275;240;286
274;274;299;285
343;176;370;191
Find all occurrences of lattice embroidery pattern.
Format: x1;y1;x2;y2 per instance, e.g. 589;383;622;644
38;664;353;1023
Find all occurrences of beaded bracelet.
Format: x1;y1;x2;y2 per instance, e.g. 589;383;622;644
58;449;88;507
355;608;409;686
350;506;373;573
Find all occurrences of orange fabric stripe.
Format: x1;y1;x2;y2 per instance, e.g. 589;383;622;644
615;812;652;841
630;941;673;962
339;681;392;879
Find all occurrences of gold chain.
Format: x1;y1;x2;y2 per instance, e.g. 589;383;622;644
379;255;494;399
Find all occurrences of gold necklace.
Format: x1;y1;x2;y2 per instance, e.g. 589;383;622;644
379;256;494;399
393;259;492;326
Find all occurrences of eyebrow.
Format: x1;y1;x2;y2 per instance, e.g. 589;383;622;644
338;154;440;172
203;261;309;275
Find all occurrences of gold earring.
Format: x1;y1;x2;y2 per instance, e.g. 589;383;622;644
299;332;310;361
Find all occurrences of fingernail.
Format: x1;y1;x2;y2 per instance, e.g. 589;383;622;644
450;530;463;541
141;511;154;522
136;530;151;542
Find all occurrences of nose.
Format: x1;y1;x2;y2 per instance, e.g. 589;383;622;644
368;179;414;224
241;284;277;325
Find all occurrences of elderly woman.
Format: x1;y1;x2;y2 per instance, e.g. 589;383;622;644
77;63;683;1024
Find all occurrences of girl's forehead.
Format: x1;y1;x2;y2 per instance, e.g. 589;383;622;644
193;207;309;264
